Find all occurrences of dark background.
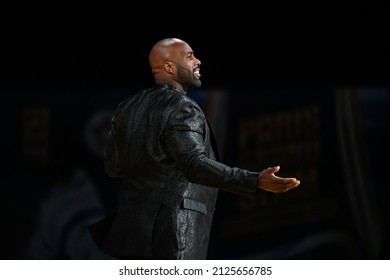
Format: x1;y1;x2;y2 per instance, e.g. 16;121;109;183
1;4;389;259
2;3;389;90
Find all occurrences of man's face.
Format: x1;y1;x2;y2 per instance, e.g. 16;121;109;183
174;44;202;90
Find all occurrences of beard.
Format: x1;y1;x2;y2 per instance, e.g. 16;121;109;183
177;64;202;89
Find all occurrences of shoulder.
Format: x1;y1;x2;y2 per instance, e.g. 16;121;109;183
165;89;202;112
145;85;203;120
164;96;206;135
167;93;204;120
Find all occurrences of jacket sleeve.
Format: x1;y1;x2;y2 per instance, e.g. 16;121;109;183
165;101;259;198
104;115;123;178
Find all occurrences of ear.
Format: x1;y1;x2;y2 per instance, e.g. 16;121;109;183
164;61;175;74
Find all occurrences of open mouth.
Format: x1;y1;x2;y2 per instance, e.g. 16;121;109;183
194;69;201;79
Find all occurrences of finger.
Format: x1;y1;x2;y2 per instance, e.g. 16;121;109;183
272;165;280;174
274;176;296;184
286;179;300;189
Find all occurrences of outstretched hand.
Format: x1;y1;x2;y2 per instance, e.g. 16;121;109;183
258;166;300;193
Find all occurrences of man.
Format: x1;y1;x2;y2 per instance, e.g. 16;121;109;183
88;38;300;260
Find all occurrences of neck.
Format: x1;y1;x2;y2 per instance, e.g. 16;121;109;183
155;79;186;94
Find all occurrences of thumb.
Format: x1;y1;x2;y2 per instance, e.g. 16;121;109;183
272;165;280;173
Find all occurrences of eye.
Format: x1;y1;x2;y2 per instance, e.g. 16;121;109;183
186;53;195;60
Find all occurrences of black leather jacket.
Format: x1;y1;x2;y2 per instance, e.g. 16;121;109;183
89;84;259;259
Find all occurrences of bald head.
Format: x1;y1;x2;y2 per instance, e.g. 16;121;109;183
149;38;187;73
148;38;201;93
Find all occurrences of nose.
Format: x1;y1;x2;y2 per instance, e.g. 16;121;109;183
195;57;201;66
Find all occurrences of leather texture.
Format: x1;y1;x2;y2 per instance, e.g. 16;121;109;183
88;84;259;259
